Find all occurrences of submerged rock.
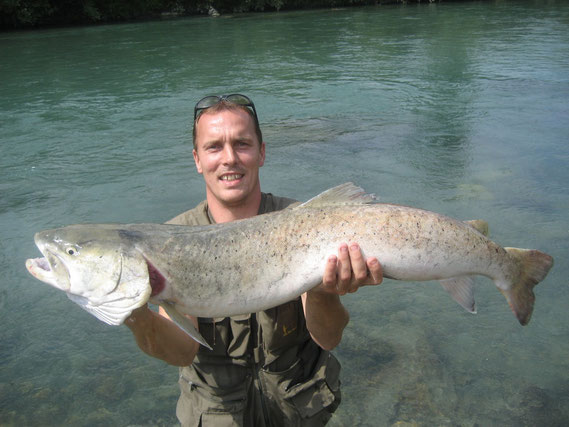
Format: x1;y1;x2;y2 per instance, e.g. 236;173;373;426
208;6;220;17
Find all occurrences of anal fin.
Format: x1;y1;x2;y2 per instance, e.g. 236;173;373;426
439;276;477;314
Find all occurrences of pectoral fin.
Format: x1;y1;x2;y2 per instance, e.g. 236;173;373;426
67;292;148;326
439;276;477;314
160;301;212;350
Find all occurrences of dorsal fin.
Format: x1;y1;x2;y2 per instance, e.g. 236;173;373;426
299;183;377;208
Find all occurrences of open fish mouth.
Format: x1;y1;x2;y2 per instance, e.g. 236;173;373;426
34;257;51;272
26;246;70;291
26;256;56;285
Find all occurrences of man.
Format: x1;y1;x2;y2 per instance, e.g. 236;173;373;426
126;94;383;426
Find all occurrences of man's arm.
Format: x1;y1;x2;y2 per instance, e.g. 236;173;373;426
125;305;200;366
301;242;383;350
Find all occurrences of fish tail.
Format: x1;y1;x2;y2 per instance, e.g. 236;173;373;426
500;248;554;325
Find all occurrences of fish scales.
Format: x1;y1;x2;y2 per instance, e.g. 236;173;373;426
134;204;526;317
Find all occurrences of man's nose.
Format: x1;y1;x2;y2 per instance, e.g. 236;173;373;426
221;145;237;164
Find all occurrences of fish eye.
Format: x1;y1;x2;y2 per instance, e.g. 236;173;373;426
66;247;78;256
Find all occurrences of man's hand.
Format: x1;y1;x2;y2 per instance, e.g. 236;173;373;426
301;242;383;349
319;242;383;295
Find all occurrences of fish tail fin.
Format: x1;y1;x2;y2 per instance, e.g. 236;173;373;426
500;248;554;325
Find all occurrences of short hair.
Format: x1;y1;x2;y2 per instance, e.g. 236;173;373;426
192;101;263;149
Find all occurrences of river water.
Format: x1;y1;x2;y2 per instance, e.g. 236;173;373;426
1;1;568;425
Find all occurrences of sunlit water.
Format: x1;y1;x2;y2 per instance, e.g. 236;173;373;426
1;1;568;425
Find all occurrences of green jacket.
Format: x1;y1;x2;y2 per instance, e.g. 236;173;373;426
167;193;341;427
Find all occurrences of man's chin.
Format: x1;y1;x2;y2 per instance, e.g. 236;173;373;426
217;188;249;205
207;178;259;207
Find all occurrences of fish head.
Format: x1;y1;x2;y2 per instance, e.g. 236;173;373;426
27;227;120;294
26;225;151;325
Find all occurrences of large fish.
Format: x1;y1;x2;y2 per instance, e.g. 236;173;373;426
26;183;553;348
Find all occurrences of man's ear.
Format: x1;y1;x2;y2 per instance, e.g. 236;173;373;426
259;141;266;167
193;149;203;174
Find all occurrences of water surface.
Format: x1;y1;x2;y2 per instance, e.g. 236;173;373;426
1;1;568;425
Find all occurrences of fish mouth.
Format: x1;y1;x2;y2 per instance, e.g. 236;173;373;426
25;236;71;291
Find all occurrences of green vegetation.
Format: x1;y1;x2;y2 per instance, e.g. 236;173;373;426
0;0;432;30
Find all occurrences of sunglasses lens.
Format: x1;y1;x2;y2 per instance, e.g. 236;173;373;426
225;94;253;106
194;94;257;121
195;96;223;110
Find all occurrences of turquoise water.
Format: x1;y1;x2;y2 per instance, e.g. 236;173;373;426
1;1;568;425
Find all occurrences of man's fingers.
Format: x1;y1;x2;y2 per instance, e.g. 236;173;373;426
337;244;352;294
348;242;368;282
366;257;383;285
346;242;371;293
321;243;384;296
321;255;339;292
346;250;383;292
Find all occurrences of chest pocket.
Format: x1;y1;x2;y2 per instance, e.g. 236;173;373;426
197;314;252;360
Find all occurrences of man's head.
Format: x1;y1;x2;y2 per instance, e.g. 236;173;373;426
192;94;266;214
193;94;263;149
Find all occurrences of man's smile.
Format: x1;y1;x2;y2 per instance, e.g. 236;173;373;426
220;173;244;181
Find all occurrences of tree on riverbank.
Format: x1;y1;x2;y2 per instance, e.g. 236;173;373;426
1;0;445;30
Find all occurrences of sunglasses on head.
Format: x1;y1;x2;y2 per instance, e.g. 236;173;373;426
193;94;258;122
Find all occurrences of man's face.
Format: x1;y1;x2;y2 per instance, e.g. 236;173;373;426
193;108;265;208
